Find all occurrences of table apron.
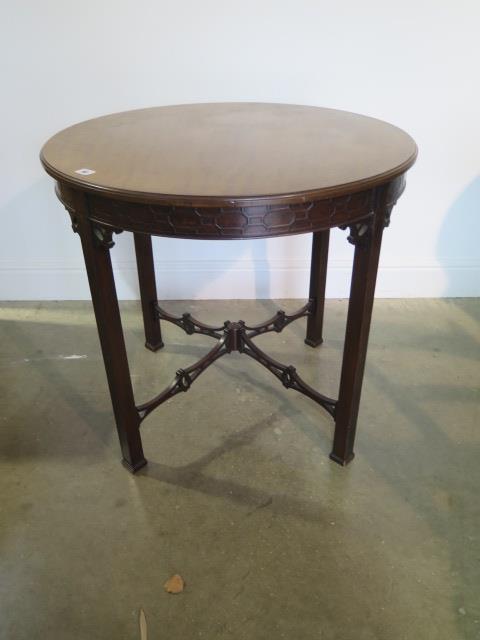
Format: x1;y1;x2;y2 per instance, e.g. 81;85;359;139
54;176;406;240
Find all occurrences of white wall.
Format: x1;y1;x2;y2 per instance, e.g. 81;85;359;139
1;0;479;300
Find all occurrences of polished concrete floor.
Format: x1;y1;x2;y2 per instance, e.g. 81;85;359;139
0;299;478;640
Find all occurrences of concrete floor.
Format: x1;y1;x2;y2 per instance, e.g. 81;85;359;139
0;298;478;639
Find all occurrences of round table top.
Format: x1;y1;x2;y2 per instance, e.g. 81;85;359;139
40;103;417;207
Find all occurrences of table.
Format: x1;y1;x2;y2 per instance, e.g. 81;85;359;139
40;103;417;473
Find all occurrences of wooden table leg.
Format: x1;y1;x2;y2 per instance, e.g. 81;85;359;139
134;233;164;352
330;210;385;466
305;230;330;347
75;195;146;473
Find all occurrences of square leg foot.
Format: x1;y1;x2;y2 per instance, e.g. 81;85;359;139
145;340;164;352
122;457;148;474
304;337;323;348
329;451;355;466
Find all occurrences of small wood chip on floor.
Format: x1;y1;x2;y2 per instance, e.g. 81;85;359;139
164;574;185;594
139;608;147;640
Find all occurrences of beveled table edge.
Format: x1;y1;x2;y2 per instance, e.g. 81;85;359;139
40;147;417;209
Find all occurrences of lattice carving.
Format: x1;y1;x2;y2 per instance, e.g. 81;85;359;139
136;302;336;422
137;337;228;421
54;175;407;241
154;305;224;339
85;190;376;240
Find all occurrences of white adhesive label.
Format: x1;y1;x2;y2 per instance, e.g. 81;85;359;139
75;168;96;175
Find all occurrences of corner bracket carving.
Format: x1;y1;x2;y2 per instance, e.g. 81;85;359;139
383;204;395;228
93;224;123;250
340;218;373;247
66;209;79;234
381;174;407;229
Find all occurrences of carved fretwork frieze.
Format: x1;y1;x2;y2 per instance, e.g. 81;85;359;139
83;189;376;239
54;174;409;241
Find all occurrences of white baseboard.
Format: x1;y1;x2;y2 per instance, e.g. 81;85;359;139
0;258;478;300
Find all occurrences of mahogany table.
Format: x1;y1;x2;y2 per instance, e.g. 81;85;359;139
40;103;417;473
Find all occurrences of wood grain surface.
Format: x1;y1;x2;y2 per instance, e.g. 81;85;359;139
40;103;417;207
